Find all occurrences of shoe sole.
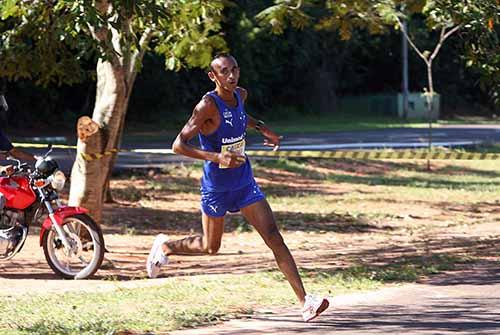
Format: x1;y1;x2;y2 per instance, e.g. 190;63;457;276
304;299;330;322
146;235;167;278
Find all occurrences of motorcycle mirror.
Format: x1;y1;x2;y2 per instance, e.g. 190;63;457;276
0;95;7;125
0;94;8;113
43;144;53;158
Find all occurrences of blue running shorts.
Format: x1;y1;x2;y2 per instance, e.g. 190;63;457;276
201;180;265;217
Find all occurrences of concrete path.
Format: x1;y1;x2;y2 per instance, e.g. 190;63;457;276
170;263;500;335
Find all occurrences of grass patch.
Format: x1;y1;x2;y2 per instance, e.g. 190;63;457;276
256;158;499;221
0;271;359;334
346;254;472;282
327;172;500;192
255;157;500;193
0;252;473;335
253;158;325;179
226;216;254;232
120;113;500;141
144;178;199;194
111;185;143;202
438;116;500;125
266;114;430;134
463;143;500;154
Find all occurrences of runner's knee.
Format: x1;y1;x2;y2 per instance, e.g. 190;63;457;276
262;226;284;248
207;244;220;255
203;239;221;255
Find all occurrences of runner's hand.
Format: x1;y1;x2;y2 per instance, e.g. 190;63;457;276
217;151;246;168
262;131;283;151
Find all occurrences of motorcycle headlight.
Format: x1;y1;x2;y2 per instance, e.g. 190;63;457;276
35;157;59;177
50;170;66;191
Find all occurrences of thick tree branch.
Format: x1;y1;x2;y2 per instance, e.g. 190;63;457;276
287;0;303;10
396;15;461;68
429;24;461;62
121;12;133;77
395;15;430;66
86;0;121;66
88;0;111;42
128;26;154;84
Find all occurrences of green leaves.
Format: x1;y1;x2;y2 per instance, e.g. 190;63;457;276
0;1;91;85
256;0;499;108
0;0;228;85
256;1;313;35
154;0;227;71
257;0;389;39
0;0;19;19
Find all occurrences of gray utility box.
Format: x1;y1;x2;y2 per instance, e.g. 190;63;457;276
397;92;440;120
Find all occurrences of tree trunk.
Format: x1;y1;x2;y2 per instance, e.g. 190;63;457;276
104;180;114;203
69;59;131;223
102;109;128;204
425;62;434;171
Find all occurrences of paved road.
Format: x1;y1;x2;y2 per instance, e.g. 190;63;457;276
170;263;500;335
251;125;500;150
9;125;500;173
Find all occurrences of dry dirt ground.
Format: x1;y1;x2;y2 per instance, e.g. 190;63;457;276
0;160;499;296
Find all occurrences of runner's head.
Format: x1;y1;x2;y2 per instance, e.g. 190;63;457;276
208;53;239;92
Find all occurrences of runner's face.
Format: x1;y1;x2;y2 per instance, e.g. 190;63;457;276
209;57;240;91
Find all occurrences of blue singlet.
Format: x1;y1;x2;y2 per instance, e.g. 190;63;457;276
199;89;254;192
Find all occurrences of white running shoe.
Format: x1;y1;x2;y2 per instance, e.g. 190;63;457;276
302;294;330;322
146;234;169;278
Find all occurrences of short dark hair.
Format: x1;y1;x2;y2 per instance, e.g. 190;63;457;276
209;53;236;72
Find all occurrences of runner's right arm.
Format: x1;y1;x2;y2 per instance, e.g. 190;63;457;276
8;148;36;162
0;129;35;162
172;97;246;168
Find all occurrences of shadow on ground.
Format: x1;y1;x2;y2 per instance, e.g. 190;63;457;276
101;206;396;235
5;233;498;283
255;158;500;181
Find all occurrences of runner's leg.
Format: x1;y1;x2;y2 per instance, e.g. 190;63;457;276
241;199;306;305
163;213;224;255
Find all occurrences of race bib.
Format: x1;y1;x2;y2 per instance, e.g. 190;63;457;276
219;139;246;169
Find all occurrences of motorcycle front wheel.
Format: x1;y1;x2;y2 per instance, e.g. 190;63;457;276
42;214;105;279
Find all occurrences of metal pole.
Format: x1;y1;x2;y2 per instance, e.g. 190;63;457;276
402;20;409;119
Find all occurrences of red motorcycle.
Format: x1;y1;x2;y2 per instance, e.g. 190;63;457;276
0;145;105;279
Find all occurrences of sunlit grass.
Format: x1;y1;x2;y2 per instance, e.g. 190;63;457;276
0;253;473;335
256;156;499;220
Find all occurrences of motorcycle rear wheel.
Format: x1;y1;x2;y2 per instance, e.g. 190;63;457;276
42;214;105;279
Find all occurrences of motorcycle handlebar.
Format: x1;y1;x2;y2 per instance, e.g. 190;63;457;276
1;145;52;177
1;159;30;177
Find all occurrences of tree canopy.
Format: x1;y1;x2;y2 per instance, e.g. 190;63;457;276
1;0;497;131
257;0;499;107
0;0;227;86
